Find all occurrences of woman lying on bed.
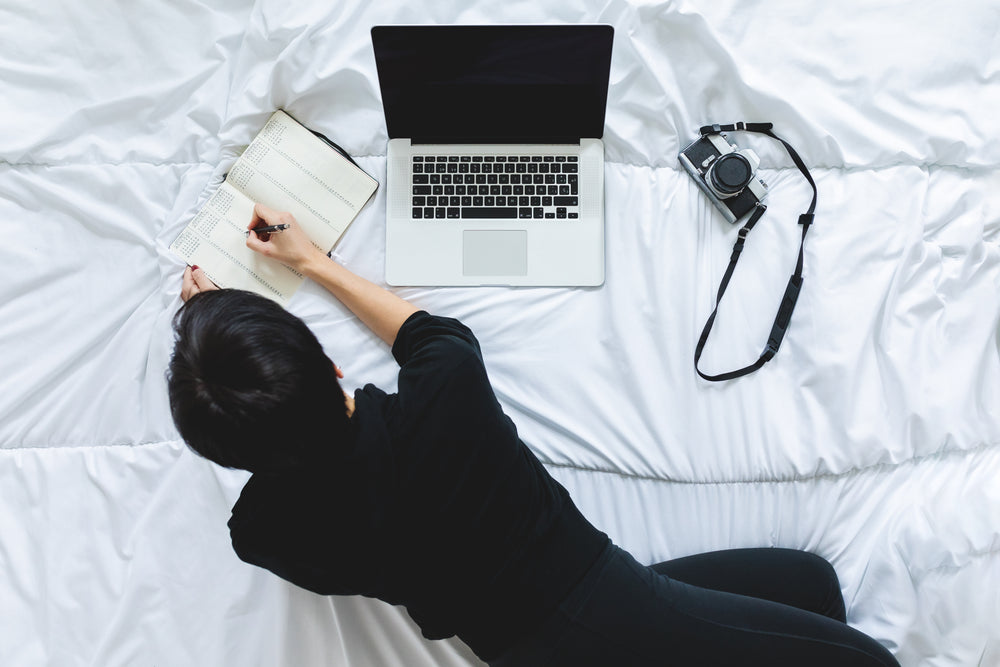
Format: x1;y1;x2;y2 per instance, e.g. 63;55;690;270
167;203;900;667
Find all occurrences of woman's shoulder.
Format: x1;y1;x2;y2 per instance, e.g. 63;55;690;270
392;311;483;367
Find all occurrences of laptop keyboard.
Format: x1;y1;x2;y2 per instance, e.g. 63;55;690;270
411;154;579;220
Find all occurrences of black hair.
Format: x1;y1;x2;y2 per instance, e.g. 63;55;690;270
167;289;350;472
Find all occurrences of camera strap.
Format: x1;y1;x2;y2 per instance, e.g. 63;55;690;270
693;122;817;382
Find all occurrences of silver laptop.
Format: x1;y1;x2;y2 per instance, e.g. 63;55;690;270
371;25;614;286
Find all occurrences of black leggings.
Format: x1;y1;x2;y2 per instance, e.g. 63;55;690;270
492;544;900;666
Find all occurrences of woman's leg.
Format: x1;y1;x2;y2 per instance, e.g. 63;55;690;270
649;547;847;622
538;546;900;667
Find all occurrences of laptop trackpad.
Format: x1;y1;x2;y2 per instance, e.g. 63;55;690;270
463;230;528;277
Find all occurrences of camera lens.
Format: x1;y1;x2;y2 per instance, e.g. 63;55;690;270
709;153;753;195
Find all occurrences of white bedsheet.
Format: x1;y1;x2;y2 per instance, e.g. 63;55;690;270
1;1;998;665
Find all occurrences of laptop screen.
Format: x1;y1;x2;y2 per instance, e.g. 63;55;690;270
371;25;614;144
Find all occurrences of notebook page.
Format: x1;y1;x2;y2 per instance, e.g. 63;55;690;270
170;181;304;304
227;110;378;252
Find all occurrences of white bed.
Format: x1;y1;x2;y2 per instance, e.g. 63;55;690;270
1;1;998;665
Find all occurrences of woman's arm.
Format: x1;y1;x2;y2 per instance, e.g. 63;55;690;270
245;203;418;347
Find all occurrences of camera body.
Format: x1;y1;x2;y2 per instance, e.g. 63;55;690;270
679;132;768;224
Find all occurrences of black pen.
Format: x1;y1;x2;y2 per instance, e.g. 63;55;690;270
245;224;290;236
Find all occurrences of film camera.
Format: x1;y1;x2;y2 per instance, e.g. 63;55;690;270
679;129;768;223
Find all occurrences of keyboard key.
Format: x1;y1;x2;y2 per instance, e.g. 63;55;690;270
413;156;423;162
461;207;517;219
413;174;429;184
568;156;578;162
413;164;423;173
413;207;423;219
448;156;459;162
413;185;432;195
519;208;532;219
447;208;460;219
533;207;544;218
543;156;554;162
435;208;445;218
568;212;579;219
556;207;567;218
413;196;426;206
556;156;566;162
460;155;471;162
423;207;433;218
554;196;578;206
563;163;578;173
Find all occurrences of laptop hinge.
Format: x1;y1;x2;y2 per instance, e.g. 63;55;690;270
411;136;583;146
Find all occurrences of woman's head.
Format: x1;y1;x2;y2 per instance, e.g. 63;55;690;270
167;289;350;472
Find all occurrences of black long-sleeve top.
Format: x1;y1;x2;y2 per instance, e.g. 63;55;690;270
228;311;608;660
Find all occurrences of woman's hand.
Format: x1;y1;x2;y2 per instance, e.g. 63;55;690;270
181;265;219;302
245;203;326;274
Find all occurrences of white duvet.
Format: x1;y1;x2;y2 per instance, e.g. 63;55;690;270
1;1;998;665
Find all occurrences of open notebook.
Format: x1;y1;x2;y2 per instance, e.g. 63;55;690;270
171;110;378;304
